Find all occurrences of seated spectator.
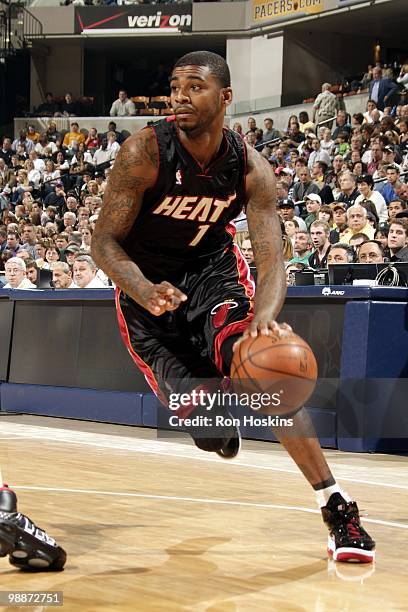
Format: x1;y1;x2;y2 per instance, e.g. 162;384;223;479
24;160;41;189
349;232;370;248
12;130;34;154
284;219;298;246
240;238;254;266
357;240;385;263
102;122;124;145
25;258;40;286
106;131;120;158
56;92;79;117
6;230;23;256
286;262;308;286
42;245;60;270
286;122;305;148
44;182;66;210
84;128;100;151
336;172;359;207
388;219;408;261
109;90;136;117
290;230;312;265
80;227;92;252
298;111;315;134
62;122;85;151
0;137;13;166
64;244;80;267
308;220;331;269
341;204;376;243
332;110;352;140
355;173;388;222
388;200;407;220
307;137;331;170
51;261;77;289
46;122;62;144
327;242;355;264
27;125;40;144
244;132;257;148
93;138;116;169
3;257;36;289
72;254;107;288
304;194;321;229
292;167;320;202
382;164;401;204
262;118;281;144
319;127;334;155
246;117;257;135
20;223;37;259
278;200;307;231
232;122;243;137
36;92;59;117
363;100;384;124
334;132;350;158
35;133;58;158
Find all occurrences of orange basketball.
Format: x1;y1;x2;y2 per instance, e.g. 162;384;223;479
231;331;318;415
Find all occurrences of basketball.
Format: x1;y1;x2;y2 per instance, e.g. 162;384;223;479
231;331;318;415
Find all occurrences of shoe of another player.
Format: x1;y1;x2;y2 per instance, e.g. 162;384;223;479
0;485;66;571
184;404;241;459
322;492;375;563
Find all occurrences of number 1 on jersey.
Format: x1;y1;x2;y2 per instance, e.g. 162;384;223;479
189;224;210;247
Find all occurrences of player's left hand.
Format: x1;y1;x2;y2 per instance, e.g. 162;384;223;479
232;320;292;352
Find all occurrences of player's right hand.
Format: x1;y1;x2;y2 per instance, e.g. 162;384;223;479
141;281;187;316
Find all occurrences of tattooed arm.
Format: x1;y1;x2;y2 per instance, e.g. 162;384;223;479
92;128;187;315
237;145;288;341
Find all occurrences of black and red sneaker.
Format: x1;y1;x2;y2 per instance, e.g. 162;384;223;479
322;493;375;563
0;485;66;571
183;404;241;460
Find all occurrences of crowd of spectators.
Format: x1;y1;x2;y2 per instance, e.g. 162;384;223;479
0;118;124;289
233;76;408;282
1;61;407;291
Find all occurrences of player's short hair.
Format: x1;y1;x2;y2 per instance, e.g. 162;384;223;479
173;51;230;88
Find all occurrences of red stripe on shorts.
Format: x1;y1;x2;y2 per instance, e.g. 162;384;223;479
115;287;167;405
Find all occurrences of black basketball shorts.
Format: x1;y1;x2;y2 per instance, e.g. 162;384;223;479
115;245;254;406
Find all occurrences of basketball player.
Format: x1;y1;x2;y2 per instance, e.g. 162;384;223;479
91;52;375;563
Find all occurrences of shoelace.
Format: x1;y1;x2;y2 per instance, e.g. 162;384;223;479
1;512;57;546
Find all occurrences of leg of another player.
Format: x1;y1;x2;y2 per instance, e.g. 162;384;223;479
0;470;66;571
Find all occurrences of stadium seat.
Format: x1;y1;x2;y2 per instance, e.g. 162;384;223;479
149;96;170;110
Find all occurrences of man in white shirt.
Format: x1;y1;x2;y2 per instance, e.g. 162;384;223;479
72;255;107;288
3;257;37;289
308;138;331;170
109;90;136;117
51;261;77;289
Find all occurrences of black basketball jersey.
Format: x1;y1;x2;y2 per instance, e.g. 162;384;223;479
122;117;247;280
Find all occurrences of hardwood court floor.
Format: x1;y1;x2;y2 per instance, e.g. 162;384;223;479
0;415;407;611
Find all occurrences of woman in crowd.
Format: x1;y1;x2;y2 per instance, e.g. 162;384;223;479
80;226;93;252
42;245;60;270
84;128;100;152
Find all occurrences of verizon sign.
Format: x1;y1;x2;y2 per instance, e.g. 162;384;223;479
75;6;192;34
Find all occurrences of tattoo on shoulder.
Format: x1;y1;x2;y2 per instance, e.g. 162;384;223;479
105;129;158;192
246;145;276;211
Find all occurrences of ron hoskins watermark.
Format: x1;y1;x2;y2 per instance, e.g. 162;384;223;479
167;389;294;428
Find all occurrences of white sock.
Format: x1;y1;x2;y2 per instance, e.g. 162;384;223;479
315;483;351;509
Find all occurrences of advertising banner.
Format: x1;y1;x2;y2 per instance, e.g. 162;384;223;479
252;0;328;26
75;5;192;35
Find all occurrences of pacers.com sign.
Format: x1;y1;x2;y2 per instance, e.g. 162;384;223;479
252;0;327;25
75;6;192;34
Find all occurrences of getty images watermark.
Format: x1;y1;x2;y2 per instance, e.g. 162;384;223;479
167;389;294;428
